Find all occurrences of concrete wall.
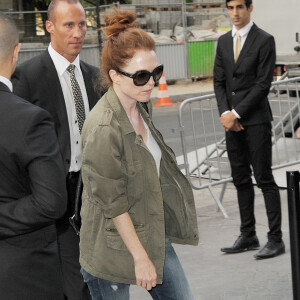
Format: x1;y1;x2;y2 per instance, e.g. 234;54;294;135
0;0;13;10
251;0;299;54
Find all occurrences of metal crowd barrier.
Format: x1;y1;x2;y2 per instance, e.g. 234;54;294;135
175;76;300;218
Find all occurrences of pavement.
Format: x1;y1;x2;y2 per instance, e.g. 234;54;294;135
129;79;297;299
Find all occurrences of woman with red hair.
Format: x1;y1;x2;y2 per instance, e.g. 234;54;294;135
79;9;199;300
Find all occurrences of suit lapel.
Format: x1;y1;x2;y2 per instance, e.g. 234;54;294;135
41;50;71;175
41;51;69;127
235;24;258;68
80;61;95;110
223;32;235;75
226;31;235;65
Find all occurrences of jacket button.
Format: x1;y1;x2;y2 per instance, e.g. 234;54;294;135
66;159;70;164
232;92;235;96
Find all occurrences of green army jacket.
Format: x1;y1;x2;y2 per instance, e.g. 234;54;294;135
79;87;199;285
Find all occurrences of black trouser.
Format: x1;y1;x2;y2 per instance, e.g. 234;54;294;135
0;224;64;300
226;123;282;242
56;171;91;300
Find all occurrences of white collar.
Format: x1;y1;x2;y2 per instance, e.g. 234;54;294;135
48;43;81;76
232;20;254;37
0;75;13;92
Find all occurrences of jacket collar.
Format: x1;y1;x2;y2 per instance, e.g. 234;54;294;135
104;88;175;160
105;87;135;135
48;43;80;77
225;23;259;68
106;87;152;136
0;81;11;93
0;75;12;92
43;49;96;109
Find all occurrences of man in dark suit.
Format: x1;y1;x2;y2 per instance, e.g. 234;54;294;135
0;12;67;299
12;0;101;298
214;0;285;259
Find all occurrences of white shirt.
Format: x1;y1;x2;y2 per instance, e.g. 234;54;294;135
143;119;162;177
232;20;254;60
0;75;13;92
48;44;89;172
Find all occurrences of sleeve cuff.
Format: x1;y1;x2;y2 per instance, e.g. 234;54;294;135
231;109;241;119
221;110;230;116
102;196;129;219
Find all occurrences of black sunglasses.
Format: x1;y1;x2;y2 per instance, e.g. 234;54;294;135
116;64;164;86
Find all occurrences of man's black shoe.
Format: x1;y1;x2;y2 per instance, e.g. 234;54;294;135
254;240;285;259
221;235;260;253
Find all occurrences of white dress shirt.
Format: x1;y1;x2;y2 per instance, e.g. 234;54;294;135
48;44;89;172
0;75;13;92
232;20;254;58
143;119;162;177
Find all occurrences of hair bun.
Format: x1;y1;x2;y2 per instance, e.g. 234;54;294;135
104;9;137;38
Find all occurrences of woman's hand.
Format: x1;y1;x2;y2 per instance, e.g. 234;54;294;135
112;212;157;290
134;255;157;290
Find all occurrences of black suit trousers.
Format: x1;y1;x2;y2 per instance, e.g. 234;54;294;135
0;225;64;300
226;123;282;242
56;172;91;300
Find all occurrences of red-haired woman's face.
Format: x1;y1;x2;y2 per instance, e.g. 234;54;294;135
112;49;159;104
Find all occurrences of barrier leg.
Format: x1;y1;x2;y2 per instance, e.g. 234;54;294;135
208;185;229;218
286;171;300;300
217;182;227;212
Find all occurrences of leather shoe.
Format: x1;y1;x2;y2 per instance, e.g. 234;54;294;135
221;235;260;253
254;240;285;259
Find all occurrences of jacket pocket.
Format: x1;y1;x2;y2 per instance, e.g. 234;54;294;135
105;224;147;251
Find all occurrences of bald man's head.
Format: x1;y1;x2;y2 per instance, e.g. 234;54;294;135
0;12;19;63
47;0;81;22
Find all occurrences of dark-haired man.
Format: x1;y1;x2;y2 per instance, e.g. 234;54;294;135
0;12;67;299
214;0;285;259
12;0;101;298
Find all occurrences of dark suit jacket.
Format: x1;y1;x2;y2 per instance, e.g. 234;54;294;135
213;23;276;126
0;81;67;299
12;50;101;175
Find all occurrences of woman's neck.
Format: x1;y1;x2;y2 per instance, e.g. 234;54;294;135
113;84;138;119
113;85;147;143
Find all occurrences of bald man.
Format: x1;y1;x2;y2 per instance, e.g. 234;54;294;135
12;0;101;298
0;12;67;299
